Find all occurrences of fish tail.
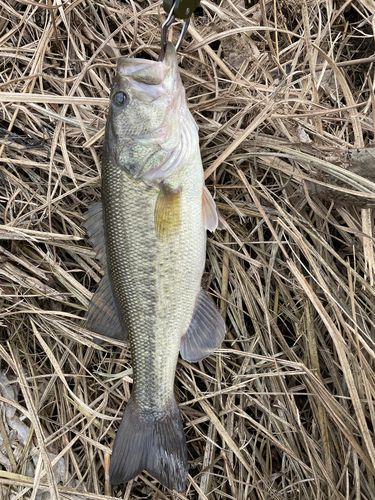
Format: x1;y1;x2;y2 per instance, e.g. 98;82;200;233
109;396;188;491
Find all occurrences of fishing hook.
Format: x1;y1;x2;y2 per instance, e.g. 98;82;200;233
159;0;193;61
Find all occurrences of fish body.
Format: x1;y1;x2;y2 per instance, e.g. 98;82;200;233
85;44;225;491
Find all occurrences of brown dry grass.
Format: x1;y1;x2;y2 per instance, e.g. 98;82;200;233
1;0;375;498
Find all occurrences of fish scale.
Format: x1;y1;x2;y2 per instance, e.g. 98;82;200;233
85;43;225;491
103;159;205;409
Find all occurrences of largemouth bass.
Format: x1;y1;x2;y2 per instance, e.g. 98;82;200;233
85;44;225;491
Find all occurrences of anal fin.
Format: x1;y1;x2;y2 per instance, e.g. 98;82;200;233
86;273;126;342
180;289;225;362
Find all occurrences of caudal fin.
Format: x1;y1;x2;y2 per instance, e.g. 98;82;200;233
109;396;187;491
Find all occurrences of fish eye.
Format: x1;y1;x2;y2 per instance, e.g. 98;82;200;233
112;91;128;107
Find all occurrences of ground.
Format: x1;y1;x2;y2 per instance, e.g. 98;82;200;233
0;0;374;499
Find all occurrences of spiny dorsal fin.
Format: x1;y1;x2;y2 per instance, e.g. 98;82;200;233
84;201;106;265
180;289;225;362
155;184;182;240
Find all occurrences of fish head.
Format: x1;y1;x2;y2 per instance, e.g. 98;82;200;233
105;44;189;182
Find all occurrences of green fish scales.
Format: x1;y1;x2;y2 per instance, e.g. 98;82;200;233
85;43;225;491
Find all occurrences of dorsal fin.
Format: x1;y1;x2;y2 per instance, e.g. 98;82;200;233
84;201;126;342
84;201;106;265
86;274;126;342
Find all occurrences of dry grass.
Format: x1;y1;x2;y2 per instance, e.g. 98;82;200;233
1;0;375;498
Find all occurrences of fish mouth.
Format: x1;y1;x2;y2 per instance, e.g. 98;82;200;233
116;43;176;86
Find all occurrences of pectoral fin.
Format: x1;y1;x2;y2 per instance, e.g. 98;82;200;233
202;186;219;232
84;201;106;265
180;289;225;362
86;274;126;342
155;185;181;240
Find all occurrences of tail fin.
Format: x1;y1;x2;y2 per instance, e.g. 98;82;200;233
109;396;187;491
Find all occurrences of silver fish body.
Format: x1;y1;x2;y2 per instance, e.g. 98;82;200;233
85;44;225;491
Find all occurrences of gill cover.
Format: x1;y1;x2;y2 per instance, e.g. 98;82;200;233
105;44;193;184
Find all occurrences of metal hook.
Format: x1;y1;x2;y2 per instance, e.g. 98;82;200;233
175;17;190;51
159;0;176;61
159;0;191;61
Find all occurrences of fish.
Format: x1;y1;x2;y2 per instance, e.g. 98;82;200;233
84;43;225;492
